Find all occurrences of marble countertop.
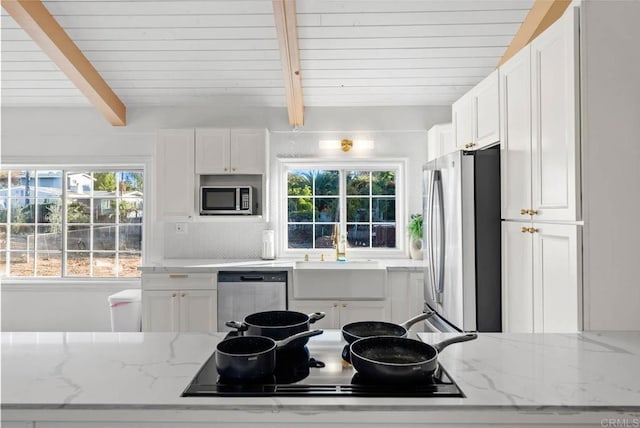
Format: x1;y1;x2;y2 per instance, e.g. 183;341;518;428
138;258;425;272
2;331;640;412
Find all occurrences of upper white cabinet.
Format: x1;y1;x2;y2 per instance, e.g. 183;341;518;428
195;128;266;175
426;123;453;162
155;129;195;220
453;69;500;151
501;10;580;223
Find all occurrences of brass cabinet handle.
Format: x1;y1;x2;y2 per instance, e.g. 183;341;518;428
521;226;529;233
333;303;338;308
342;303;347;308
181;293;186;297
169;274;188;279
527;209;538;216
520;209;528;216
171;293;177;298
232;167;236;171
528;227;538;234
224;168;228;171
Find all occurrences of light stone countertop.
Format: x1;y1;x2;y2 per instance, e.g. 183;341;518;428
138;258;425;273
2;331;640;413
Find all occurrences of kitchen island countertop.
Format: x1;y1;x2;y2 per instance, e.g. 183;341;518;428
2;331;639;426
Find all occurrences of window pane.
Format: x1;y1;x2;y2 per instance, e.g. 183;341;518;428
36;170;62;197
347;198;370;222
68;225;90;251
9;252;34;276
37;225;62;251
67;252;91;276
36;252;61;277
0;198;7;223
94;225;116;251
10;200;35;223
372;224;396;248
94;252;115;277
347;224;370;247
0;171;7;189
314;224;336;248
121;172;144;193
94;198;116;223
93;172;117;192
0;225;6;249
119;198;143;223
372;171;396;195
41;199;62;224
67;172;93;194
315;198;339;222
119;225;142;251
288;224;312;248
346;171;370;195
372;198;396;222
288;198;312;222
287;170;312;196
119;253;142;277
314;170;339;196
67;199;91;223
10;225;34;250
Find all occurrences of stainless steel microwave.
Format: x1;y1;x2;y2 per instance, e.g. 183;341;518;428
200;186;254;215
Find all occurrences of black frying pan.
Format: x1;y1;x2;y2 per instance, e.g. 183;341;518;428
216;329;323;381
341;311;435;344
350;333;477;383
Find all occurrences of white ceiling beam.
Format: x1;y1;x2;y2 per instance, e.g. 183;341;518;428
272;0;304;127
1;0;126;126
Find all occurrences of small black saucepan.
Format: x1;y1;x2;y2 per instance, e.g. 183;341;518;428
216;329;323;381
350;333;477;384
226;310;325;349
342;311;435;344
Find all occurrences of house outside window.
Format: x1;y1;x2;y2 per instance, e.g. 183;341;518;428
0;168;143;278
282;161;404;257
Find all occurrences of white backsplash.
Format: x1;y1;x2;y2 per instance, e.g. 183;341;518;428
163;221;264;259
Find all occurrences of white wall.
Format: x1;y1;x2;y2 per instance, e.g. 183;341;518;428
1;104;450;330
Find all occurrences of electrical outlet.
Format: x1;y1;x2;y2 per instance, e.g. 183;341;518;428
175;223;187;234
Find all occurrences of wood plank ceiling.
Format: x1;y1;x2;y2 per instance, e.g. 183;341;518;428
1;0;534;109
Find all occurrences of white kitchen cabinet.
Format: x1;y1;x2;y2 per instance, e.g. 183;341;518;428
195;128;266;175
388;270;425;331
500;10;579;223
141;273;217;333
453;70;500;151
502;221;581;333
289;299;388;330
426;123;453;162
155;129;195;220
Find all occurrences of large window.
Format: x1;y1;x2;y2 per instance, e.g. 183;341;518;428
286;165;400;252
0;169;143;278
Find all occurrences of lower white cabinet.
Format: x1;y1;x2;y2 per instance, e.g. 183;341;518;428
289;300;388;330
141;273;217;333
502;221;581;333
388;270;425;331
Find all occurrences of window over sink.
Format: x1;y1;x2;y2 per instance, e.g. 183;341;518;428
282;160;404;256
0;168;144;278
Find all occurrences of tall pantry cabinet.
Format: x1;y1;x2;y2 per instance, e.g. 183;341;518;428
500;8;582;333
501;1;640;332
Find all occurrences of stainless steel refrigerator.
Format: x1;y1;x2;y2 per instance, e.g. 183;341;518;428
422;146;501;332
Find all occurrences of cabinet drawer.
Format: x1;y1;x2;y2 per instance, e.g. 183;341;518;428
293;269;386;300
141;273;216;290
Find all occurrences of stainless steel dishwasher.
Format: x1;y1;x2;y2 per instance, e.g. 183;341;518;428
217;271;288;331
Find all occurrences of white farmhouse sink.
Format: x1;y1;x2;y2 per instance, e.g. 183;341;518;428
294;260;382;270
293;260;386;299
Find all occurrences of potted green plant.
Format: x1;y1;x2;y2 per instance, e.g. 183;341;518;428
408;213;423;260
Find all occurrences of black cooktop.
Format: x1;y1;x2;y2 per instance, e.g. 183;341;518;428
182;331;465;397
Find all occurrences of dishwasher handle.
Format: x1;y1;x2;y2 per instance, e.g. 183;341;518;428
239;275;265;281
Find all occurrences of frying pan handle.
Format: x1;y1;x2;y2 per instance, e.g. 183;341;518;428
398;310;436;330
275;329;323;348
308;312;326;324
225;321;248;334
433;333;478;353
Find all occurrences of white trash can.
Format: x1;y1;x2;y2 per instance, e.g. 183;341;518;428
108;289;142;332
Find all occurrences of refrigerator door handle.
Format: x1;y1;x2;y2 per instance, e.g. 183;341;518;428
426;170;438;304
435;170;445;304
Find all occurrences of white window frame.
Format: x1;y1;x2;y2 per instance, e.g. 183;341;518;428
278;158;407;259
0;162;147;281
